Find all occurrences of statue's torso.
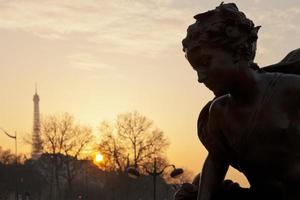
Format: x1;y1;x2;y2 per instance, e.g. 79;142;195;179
199;72;300;198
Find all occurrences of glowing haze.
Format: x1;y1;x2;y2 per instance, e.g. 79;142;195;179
0;0;299;186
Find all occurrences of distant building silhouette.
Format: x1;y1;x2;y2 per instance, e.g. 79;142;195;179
31;84;42;159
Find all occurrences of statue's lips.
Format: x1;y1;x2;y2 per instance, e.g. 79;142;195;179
198;75;216;90
196;68;207;81
202;79;216;90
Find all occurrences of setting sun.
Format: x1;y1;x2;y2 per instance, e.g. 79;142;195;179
95;153;104;163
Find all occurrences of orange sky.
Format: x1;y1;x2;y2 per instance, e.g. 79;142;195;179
0;0;299;187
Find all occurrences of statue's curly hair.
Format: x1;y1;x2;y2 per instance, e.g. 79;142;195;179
182;2;261;62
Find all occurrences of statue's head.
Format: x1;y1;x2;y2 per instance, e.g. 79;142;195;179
182;2;260;62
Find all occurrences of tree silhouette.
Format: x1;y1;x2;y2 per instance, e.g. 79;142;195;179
98;111;169;173
40;113;94;200
0;146;15;165
98;121;127;172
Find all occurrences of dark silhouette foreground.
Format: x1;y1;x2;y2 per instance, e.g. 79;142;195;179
176;2;300;200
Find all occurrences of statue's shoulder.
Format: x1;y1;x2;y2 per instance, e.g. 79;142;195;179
197;94;230;142
198;94;231;124
197;95;232;157
209;94;231;118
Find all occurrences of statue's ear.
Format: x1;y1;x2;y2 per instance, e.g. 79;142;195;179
254;26;261;34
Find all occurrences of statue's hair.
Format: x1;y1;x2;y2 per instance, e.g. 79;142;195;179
182;2;261;62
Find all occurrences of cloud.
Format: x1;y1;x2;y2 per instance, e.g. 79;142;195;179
68;53;128;80
251;7;300;31
248;6;300;64
0;0;298;60
68;53;117;72
0;0;189;56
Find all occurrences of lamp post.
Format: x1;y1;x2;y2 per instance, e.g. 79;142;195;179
81;154;103;200
0;127;18;200
0;127;17;163
126;158;184;200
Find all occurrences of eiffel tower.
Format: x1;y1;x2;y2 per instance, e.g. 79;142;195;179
31;84;42;159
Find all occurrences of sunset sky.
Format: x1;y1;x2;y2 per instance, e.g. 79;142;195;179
0;0;299;186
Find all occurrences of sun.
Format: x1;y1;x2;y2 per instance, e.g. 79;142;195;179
94;153;104;163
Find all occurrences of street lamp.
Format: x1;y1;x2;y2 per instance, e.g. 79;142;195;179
0;127;18;200
126;158;184;200
0;127;17;163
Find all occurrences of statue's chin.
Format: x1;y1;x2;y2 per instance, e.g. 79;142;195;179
212;89;228;97
203;82;228;97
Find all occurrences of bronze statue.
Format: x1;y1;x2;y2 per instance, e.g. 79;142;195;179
176;2;300;200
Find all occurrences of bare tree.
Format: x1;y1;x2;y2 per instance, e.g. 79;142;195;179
40;113;94;200
0;147;14;165
98;111;169;173
0;146;26;164
98;121;127;172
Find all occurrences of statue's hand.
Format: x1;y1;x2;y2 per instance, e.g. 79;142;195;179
174;183;198;200
174;173;201;200
174;179;251;200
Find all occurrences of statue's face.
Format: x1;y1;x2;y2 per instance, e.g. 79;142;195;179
186;45;238;96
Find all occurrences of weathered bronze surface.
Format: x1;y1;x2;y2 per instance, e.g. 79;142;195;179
176;3;300;200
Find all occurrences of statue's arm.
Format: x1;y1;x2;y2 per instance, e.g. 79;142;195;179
196;96;230;200
197;153;229;200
